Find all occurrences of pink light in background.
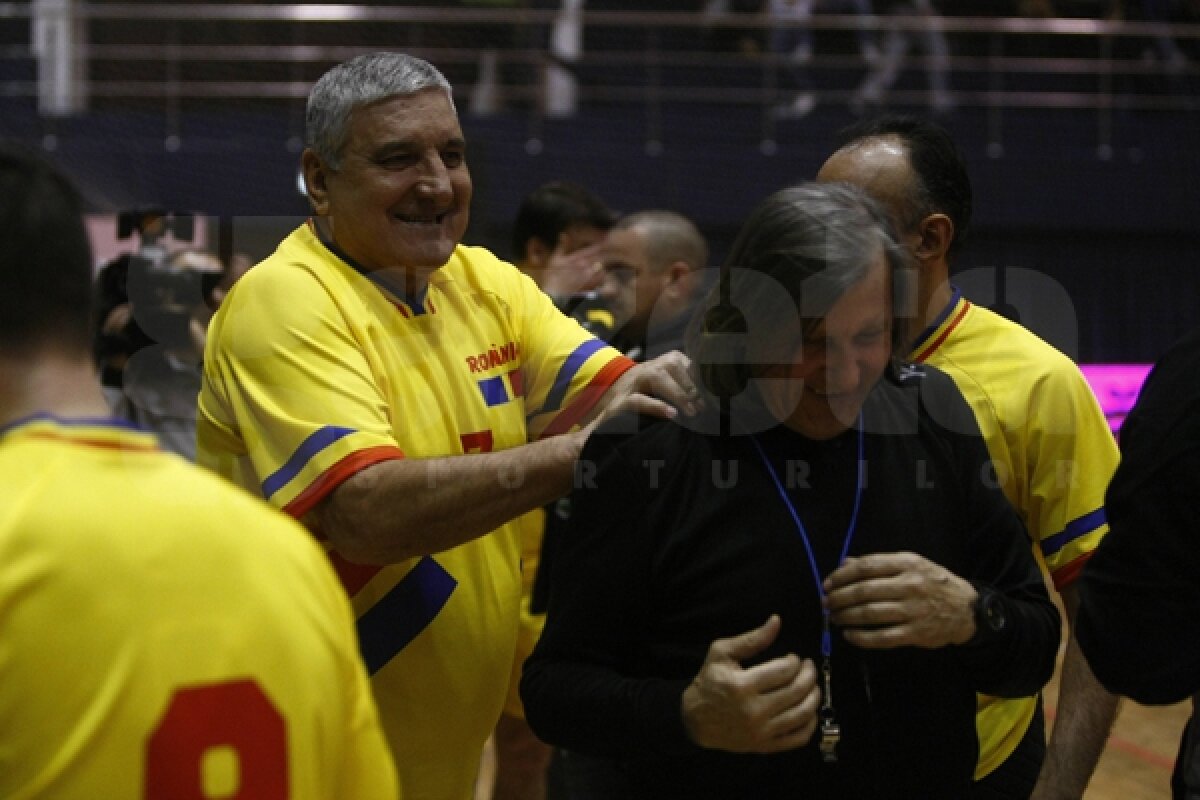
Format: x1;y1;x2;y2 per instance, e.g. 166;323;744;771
1079;364;1154;433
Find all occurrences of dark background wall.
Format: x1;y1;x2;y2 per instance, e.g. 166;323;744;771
3;87;1198;363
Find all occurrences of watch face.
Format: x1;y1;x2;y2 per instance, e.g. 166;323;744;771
982;592;1006;632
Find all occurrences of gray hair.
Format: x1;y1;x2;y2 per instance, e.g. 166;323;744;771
615;210;709;275
306;52;454;169
688;181;911;398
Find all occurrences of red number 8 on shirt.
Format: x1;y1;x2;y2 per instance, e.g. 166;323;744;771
146;679;288;799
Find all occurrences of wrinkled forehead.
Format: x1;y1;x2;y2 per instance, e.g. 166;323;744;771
343;88;462;148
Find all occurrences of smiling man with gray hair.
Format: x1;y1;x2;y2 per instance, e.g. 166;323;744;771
197;51;698;800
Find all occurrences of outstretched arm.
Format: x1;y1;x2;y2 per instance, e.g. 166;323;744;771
1029;585;1120;800
309;351;700;564
308;428;585;564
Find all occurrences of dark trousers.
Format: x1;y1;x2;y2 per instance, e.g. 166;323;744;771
556;750;630;800
970;699;1047;800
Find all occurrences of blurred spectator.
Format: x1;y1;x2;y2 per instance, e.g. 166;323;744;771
94;233;253;460
113;248;221;460
1111;0;1196;101
545;0;586;116
534;209;709;799
91;209;177;395
595;210;709;360
487;180;619;800
769;0;880;118
512;180;616;309
702;0;771;55
208;250;255;309
768;0;820;118
851;0;954;114
462;0;528;116
92;250;155;394
461;0;589;116
821;0;883;64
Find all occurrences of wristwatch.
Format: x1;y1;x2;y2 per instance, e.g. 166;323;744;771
971;587;1007;643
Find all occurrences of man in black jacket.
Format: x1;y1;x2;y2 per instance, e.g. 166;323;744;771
1077;325;1200;800
522;182;1060;799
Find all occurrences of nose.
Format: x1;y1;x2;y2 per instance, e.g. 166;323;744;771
415;153;452;200
823;344;861;394
596;269;618;301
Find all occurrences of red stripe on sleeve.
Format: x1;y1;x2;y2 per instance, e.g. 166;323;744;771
1050;550;1094;591
538;356;636;439
282;445;404;520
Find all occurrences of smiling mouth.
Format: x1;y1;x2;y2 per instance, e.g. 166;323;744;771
394;211;449;226
809;389;855;404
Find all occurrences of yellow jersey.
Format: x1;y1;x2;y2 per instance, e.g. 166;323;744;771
910;289;1119;779
198;223;632;800
0;415;397;800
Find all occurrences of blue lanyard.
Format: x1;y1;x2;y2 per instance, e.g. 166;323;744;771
750;414;865;659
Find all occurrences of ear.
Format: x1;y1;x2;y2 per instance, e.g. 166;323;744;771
524;237;551;271
663;260;692;298
914;213;954;263
301;148;332;216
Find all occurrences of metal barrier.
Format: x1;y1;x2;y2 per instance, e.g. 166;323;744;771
3;3;1197;134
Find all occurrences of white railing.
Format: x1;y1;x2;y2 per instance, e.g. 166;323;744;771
2;3;1196;118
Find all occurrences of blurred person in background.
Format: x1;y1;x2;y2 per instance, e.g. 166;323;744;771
486;179;619;800
531;207;710;798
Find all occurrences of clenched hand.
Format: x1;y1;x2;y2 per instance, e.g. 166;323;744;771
823;552;978;649
681;615;820;754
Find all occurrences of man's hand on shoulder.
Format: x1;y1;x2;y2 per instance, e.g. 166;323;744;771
585;350;701;435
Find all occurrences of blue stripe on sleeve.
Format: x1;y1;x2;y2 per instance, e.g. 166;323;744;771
1041;507;1108;558
541;339;606;414
358;556;458;674
261;426;355;499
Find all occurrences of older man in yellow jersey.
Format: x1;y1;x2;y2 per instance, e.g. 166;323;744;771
197;52;697;800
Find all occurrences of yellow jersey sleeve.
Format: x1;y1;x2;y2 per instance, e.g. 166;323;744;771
1021;358;1119;588
197;249;403;517
492;258;635;440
